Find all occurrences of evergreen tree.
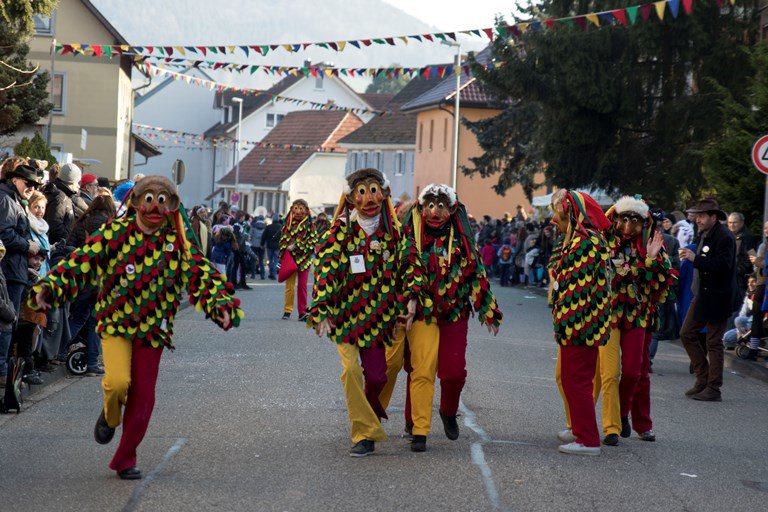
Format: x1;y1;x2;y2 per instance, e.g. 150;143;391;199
465;1;761;208
0;0;58;35
365;64;411;94
14;132;57;164
703;41;768;235
0;18;53;135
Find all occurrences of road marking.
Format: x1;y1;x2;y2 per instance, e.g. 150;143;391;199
122;437;187;512
459;400;510;512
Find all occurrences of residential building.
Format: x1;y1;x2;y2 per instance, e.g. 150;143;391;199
400;55;533;218
133;67;220;206
215;110;362;215
205;67;376;204
338;78;442;203
27;0;134;180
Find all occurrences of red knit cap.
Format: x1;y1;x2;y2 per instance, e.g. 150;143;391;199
80;174;98;187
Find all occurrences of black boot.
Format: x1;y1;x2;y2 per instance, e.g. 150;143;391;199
620;416;631;438
94;409;116;445
440;412;459;440
117;467;142;480
411;435;427;452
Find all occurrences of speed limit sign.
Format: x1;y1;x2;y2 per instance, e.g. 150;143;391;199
751;135;768;175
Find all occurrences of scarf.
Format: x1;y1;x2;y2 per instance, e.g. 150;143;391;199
351;211;380;236
28;213;49;236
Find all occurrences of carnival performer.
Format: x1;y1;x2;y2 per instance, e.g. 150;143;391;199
30;176;243;480
383;184;502;452
550;189;613;456
279;199;316;321
308;168;427;457
593;196;672;446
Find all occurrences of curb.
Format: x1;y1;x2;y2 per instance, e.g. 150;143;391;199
723;350;768;384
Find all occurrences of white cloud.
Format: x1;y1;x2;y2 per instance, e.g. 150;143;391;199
382;0;519;30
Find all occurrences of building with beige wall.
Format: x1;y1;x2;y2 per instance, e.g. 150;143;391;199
27;0;133;180
401;73;533;219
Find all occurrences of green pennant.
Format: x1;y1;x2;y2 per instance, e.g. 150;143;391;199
103;46;113;57
209;47;219;54
496;26;508;37
261;45;269;56
318;43;329;49
626;6;639;24
561;18;575;29
341;69;348;76
373;39;385;45
249;66;258;75
435;33;447;41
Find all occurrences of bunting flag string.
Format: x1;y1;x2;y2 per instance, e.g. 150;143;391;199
132;56;501;80
133;123;336;152
138;63;383;116
53;0;697;60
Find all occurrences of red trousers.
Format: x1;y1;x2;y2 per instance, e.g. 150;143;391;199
560;345;600;448
619;328;653;434
106;339;163;472
437;319;469;416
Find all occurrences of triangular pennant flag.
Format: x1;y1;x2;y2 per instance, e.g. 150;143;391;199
292;44;301;52
399;36;408;44
384;37;394;45
177;47;186;56
445;32;456;40
544;19;555;29
373;38;386;45
103;46;113;57
240;46;250;57
217;46;226;53
410;35;423;42
437;66;447;78
682;0;693;14
324;69;334;78
199;47;207;56
612;9;628;25
337;41;347;51
361;39;373;46
640;3;653;20
530;21;542;31
560;18;575;29
518;23;529;33
423;34;434;42
93;45;102;57
145;46;154;54
654;1;666;20
349;40;361;49
185;46;196;54
626;6;640;24
668;0;681;18
318;43;329;49
586;13;600;26
482;27;494;39
164;46;174;56
261;45;270;55
328;42;338;51
573;16;587;30
599;13;614;25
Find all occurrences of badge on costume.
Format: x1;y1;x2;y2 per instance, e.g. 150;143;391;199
126;264;135;275
350;254;365;274
702;246;710;254
166;243;174;252
553;281;559;291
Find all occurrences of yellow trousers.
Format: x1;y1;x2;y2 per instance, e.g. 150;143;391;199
284;272;296;314
101;335;133;428
407;321;440;436
592;328;621;436
555;345;572;429
380;324;407;411
337;343;387;443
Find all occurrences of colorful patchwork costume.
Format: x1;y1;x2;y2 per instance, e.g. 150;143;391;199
307;168;427;457
550;190;613;455
593;196;675;444
29;176;243;479
279;199;316;320
380;184;502;452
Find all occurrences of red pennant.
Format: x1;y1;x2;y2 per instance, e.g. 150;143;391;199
574;16;587;30
640;4;653;21
60;45;73;55
93;45;102;57
423;34;434;42
112;46;123;55
303;43;312;50
164;46;174;55
146;46;154;53
361;39;372;46
385;37;395;45
482;27;494;39
329;42;338;51
437;66;446;78
682;0;693;14
198;46;207;56
544;19;555;29
270;45;278;50
612;9;628;25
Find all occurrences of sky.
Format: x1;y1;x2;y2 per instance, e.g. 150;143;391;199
382;0;520;31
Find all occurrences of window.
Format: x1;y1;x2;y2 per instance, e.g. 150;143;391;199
372;151;381;170
361;151;369;168
315;75;324;89
33;14;53;35
52;72;66;115
349;152;358;171
443;118;449;150
429;119;434;151
418;123;423;152
394;152;404;176
266;113;284;128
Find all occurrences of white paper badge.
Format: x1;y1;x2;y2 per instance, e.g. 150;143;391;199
553;281;559;291
166;243;174;252
702;246;710;253
350;254;365;274
126;264;135;275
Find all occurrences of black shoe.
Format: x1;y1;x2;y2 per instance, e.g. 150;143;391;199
85;367;105;377
620;416;631;438
440;411;459;440
688;362;694;374
685;383;707;397
403;423;414;439
237;284;252;290
281;313;291;320
639;430;656;442
411;435;427;452
117;467;142;480
603;433;620;446
692;388;722;402
744;349;759;361
349;440;375;457
23;373;44;385
94;410;116;445
297;314;308;322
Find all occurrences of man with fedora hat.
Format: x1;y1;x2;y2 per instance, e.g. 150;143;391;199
679;197;738;402
0;164;43;384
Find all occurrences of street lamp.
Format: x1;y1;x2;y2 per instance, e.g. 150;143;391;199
441;40;461;191
232;96;244;203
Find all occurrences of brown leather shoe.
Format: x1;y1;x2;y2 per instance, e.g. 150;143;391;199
685;383;706;397
691;388;722;402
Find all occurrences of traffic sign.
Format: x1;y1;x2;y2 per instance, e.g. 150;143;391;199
229;192;240;204
751;135;768;175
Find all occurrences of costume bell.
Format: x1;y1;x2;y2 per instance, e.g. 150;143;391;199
593;196;674;445
550;190;613;456
380;184;502;452
30;176;243;480
279;199;316;321
307;168;428;457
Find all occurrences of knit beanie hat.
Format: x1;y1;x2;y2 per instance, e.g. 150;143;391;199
58;163;82;185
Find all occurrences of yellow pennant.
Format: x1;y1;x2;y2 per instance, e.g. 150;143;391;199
283;44;294;52
324;68;334;78
399;36;408;44
518;23;529;33
337;41;347;51
586;13;599;27
654;0;666;19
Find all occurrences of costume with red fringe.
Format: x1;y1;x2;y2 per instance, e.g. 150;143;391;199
279;210;316;317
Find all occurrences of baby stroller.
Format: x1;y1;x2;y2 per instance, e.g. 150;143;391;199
734;329;768;360
65;332;88;376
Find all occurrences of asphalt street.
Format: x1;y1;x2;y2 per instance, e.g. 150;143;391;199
1;280;767;512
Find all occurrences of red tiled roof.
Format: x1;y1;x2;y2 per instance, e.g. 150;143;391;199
218;110;363;187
